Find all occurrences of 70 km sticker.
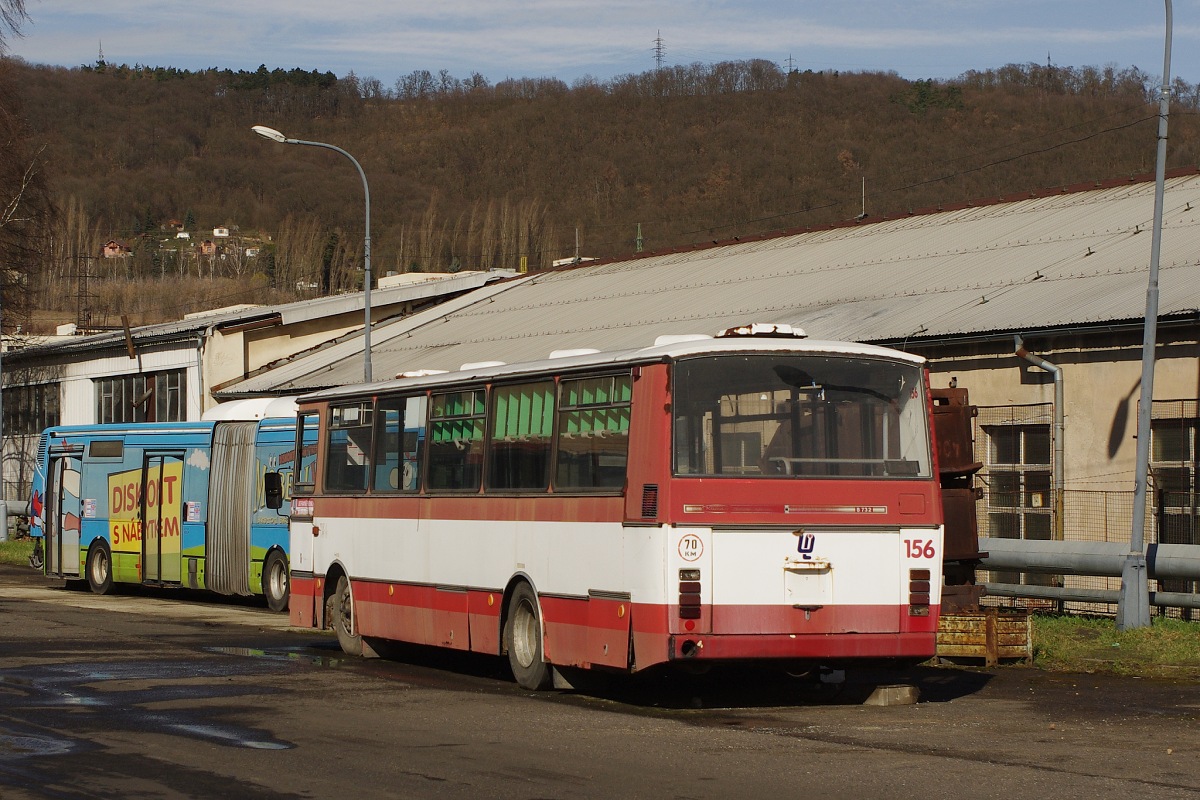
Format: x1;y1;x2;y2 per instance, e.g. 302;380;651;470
904;539;937;559
678;534;704;562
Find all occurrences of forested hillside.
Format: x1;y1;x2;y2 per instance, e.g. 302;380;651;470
6;56;1200;331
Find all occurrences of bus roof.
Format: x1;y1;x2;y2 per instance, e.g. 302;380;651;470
300;334;926;404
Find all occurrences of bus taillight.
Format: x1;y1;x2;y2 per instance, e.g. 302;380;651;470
678;569;702;619
908;568;931;615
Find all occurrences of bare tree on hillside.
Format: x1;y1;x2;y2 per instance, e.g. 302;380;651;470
0;0;26;49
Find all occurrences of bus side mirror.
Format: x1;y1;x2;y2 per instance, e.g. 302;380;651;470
264;472;284;510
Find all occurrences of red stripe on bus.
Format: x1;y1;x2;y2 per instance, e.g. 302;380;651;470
314;576;936;670
307;481;941;527
313;494;625;524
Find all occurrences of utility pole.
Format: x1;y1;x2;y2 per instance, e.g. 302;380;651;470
1119;0;1173;630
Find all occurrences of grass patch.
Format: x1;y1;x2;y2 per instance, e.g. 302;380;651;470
1031;612;1200;679
0;539;34;567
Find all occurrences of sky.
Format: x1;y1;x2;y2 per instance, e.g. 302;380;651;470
6;1;1200;87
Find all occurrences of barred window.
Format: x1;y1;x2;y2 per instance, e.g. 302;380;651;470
977;404;1056;587
2;382;60;434
1150;400;1198;549
94;369;186;423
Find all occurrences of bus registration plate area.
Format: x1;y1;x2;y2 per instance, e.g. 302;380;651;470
783;555;832;614
711;529;902;635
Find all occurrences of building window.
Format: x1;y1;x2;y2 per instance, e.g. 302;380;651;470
94;369;186;423
978;404;1055;586
984;423;1053;540
1150;401;1198;549
2;382;60;434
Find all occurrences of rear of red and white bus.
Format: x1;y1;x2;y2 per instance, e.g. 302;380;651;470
624;338;944;672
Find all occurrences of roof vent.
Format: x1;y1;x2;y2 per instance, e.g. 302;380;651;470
716;323;807;339
652;334;712;347
548;348;601;359
459;361;506;371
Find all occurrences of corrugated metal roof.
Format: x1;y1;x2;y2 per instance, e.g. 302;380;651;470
7;270;515;361
220;172;1200;397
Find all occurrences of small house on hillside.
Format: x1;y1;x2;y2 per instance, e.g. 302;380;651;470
101;240;130;258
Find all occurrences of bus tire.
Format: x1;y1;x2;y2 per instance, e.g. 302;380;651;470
504;583;552;691
262;550;290;613
331;575;363;656
85;542;113;595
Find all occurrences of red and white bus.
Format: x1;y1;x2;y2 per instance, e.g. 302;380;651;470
288;325;944;689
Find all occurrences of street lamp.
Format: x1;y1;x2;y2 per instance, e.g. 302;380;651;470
1120;0;1173;630
252;125;373;382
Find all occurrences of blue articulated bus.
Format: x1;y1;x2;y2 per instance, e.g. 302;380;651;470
28;416;316;612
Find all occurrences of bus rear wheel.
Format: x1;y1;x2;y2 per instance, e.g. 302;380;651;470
330;575;363;656
504;583;552;690
86;542;113;595
262;551;289;613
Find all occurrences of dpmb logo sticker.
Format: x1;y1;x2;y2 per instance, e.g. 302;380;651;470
677;534;704;562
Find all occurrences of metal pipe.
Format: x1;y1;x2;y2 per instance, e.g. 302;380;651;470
980;537;1200;580
985;582;1200;611
1014;335;1064;540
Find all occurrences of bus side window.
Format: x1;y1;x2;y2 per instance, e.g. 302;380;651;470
374;395;427;492
428;390;485;491
488;381;555;491
555;374;632;491
293;412;319;493
325;403;372;493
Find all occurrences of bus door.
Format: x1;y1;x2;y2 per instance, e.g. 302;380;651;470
44;452;83;578
141;452;184;584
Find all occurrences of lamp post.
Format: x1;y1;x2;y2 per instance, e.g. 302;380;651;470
252;125;373;383
1119;0;1172;630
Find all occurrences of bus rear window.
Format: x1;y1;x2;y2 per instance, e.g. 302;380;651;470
672;355;931;479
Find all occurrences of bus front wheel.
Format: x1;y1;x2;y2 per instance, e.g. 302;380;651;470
504;583;552;690
330;575;363;656
86;542;113;595
262;551;289;613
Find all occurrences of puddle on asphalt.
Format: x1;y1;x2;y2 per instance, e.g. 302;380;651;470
205;645;349;668
171;723;292;750
0;656;300;753
0;732;76;759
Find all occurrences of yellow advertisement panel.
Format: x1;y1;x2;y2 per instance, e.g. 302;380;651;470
108;462;183;569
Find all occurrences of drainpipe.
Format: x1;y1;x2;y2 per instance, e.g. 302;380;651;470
1015;336;1065;540
196;331;207;418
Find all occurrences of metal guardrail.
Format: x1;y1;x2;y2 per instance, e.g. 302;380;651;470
978;537;1200;610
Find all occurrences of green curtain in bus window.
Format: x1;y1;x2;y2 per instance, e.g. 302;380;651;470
428;391;485;491
555;375;631;491
488;381;555;491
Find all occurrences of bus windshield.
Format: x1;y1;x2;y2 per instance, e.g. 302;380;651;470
672;353;931;478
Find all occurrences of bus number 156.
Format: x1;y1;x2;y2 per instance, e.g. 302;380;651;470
904;539;936;559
